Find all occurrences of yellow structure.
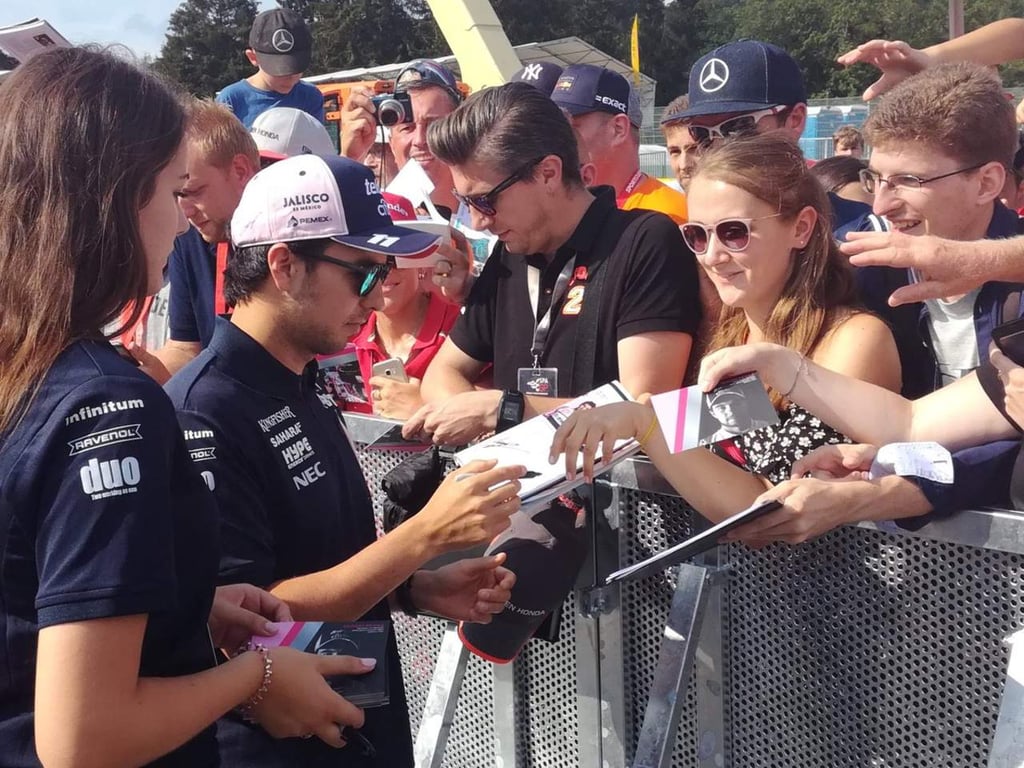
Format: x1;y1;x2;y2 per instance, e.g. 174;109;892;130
423;0;521;89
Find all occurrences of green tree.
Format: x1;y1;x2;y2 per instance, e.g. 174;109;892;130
152;0;258;97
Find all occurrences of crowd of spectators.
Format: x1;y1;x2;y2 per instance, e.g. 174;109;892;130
7;6;1024;766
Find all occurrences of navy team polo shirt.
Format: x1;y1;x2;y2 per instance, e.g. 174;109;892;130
167;226;218;347
0;341;219;767
165;318;413;768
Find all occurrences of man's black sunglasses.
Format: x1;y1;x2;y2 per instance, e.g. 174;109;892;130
310;253;395;297
453;157;545;217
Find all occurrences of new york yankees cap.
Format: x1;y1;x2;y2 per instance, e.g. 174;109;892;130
249;8;312;77
550;64;643;128
667;40;807;121
250;108;335;161
231;154;442;258
510;61;564;95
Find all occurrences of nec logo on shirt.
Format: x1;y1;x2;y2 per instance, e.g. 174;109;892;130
79;457;141;500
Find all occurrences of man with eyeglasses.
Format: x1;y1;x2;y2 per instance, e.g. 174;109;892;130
166;154;530;767
729;63;1024;552
404;82;698;446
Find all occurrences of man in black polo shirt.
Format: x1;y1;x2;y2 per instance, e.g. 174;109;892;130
405;82;699;445
165;154;527;767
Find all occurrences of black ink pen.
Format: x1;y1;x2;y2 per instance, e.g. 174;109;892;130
340;725;376;759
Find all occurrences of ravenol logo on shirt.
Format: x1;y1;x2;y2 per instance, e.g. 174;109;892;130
79;457;141;500
67;424;142;456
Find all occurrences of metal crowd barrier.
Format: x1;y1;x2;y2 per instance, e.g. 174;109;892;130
345;413;1024;767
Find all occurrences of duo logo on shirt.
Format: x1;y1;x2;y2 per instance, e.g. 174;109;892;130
79;457;141;500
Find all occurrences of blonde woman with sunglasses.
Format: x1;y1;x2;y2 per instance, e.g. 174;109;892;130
550;133;900;523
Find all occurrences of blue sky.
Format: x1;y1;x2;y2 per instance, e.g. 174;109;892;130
3;2;275;58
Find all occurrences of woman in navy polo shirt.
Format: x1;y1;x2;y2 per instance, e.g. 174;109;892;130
0;48;368;767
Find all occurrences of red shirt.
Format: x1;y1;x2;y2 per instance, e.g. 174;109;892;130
351;293;460;401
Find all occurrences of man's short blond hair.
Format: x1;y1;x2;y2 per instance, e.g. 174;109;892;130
185;100;260;169
864;63;1016;166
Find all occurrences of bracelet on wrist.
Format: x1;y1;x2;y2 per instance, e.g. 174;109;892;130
396;572;419;617
780;352;809;399
637;415;659;447
238;644;273;723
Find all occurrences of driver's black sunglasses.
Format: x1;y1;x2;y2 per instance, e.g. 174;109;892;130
310;253;396;297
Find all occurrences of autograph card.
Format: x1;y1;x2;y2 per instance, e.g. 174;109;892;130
650;373;779;453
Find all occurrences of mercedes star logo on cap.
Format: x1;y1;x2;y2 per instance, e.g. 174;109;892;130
271;28;295;53
699;58;730;93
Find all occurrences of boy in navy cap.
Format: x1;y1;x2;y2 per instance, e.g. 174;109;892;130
166;154;526;766
216;7;325;129
551;63;688;225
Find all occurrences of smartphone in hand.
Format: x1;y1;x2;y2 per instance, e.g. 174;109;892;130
371;357;408;383
992;317;1024;365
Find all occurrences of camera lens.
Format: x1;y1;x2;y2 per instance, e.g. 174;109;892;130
376;98;405;128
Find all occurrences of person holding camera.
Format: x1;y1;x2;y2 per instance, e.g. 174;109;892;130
341;60;477;304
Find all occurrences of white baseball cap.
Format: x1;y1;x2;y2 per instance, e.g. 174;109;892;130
231;154;442;258
250;107;335;161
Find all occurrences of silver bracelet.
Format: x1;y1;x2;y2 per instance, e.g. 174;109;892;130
780;352;809;399
238;644;273;723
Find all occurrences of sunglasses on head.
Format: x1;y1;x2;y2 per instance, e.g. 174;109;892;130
310;252;395;297
687;106;788;146
680;213;784;255
452;157;545;217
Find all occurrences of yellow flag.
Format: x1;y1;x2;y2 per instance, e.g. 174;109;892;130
630;14;640;86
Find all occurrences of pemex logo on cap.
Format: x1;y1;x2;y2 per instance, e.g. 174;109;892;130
271;28;295;52
699;58;730;93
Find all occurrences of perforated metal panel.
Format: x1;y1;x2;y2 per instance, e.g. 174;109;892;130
620;489;703;767
724;526;1024;767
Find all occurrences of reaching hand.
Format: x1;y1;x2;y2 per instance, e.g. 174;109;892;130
411;554;516;623
430;233;474;305
549;401;652;482
209;584;293;652
368;375;423;421
790;443;879;481
841;231;983;305
404;390;501;446
124;340;172;384
697;342;794;395
412;459;525;553
990;346;1024;429
836;39;932;101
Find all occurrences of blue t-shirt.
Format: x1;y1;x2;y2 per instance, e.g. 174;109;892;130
216;79;325;129
0;341;220;767
167;227;217;347
165;319;413;768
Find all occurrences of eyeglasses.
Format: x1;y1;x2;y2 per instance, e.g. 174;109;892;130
310;253;395;297
680;213;784;255
687;106;788;146
452;157;544;217
858;163;986;194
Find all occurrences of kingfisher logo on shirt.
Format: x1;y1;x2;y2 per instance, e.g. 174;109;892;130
67;424;142;456
78;457;141;500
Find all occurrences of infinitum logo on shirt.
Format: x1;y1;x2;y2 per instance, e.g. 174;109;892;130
64;398;145;426
79;457;141;500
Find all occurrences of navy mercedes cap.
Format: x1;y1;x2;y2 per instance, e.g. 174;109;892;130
670;40;807;121
248;8;312;77
551;64;642;127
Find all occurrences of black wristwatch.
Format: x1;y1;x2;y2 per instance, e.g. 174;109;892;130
496;389;525;433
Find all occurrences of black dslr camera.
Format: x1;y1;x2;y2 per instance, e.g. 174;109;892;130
370;91;413;127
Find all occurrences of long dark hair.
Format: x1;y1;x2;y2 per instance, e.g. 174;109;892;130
0;47;185;433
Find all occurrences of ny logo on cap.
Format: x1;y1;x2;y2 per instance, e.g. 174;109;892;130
272;28;295;52
699;58;730;93
521;64;543;81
